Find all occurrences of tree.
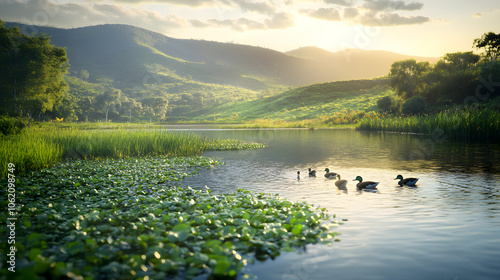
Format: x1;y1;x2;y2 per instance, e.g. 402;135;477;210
434;52;480;72
0;20;69;123
142;97;168;121
121;96;142;123
79;69;89;81
389;59;430;99
422;52;480;103
96;89;121;122
474;32;500;62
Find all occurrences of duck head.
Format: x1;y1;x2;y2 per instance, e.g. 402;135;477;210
324;168;330;173
337;174;341;180
395;174;404;180
353;176;363;182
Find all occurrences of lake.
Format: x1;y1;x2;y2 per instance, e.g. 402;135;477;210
171;126;500;280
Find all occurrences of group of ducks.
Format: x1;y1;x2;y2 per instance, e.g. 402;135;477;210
297;168;419;189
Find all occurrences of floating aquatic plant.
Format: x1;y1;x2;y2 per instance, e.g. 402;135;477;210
0;156;338;279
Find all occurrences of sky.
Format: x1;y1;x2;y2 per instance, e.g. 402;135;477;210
1;0;499;57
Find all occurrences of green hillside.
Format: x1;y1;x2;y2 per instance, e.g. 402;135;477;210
2;22;433;123
5;22;311;90
186;78;392;122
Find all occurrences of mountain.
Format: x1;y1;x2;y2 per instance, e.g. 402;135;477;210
6;22;438;93
286;46;440;81
5;22;319;90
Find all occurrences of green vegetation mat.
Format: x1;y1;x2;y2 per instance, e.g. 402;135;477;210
0;156;338;279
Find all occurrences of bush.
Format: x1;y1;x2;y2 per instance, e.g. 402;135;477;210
0;116;26;136
377;96;393;112
401;96;426;115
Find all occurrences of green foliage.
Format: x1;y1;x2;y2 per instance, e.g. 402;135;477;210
389;50;495;105
0;20;69;120
377;96;393;112
474;32;500;62
0;127;263;178
189;78;392;123
357;106;500;140
434;52;480;72
0;116;26;136
0;157;338;279
389;59;430;99
401;96;426;115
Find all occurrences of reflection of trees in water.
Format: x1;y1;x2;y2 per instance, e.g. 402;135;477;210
354;131;500;174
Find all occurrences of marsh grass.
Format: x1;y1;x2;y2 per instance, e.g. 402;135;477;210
357;107;500;140
0;128;263;178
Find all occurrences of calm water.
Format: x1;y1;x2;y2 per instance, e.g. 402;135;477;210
173;127;500;280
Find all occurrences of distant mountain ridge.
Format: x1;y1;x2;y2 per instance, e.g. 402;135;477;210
5;22;438;91
286;46;439;81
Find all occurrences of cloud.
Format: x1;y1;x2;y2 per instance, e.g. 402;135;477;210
324;0;355;6
195;12;295;31
265;12;295;29
358;12;429;26
363;0;424;12
302;8;342;21
0;0;188;30
303;0;429;26
237;0;277;14
111;0;277;14
343;7;359;19
206;18;266;31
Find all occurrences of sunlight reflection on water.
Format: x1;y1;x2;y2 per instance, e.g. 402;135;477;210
172;128;500;280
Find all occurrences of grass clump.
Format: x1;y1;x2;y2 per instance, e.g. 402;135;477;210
0;128;263;178
0;157;338;279
357;107;500;140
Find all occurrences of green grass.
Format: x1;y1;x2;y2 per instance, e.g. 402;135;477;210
0;157;338;279
185;78;392;123
357;107;500;140
0;128;264;178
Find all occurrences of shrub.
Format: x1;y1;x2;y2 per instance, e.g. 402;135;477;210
0;116;26;136
377;96;393;112
401;96;426;115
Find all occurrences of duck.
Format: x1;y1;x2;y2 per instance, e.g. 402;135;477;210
297;171;300;180
394;174;418;186
353;176;379;189
324;168;338;179
335;174;348;189
308;168;316;177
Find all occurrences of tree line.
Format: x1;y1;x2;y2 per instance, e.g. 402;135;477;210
0;20;173;126
381;32;500;114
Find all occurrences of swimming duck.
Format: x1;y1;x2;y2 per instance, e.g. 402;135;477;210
335;174;348;189
308;168;316;177
353;176;379;189
297;171;300;180
394;175;418;186
324;168;338;179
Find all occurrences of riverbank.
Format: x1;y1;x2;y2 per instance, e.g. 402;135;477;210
356;107;500;140
0;127;264;178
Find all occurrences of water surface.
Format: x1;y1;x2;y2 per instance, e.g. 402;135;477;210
173;127;500;280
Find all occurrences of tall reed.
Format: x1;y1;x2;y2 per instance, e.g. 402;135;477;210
357;107;500;140
0;128;259;178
